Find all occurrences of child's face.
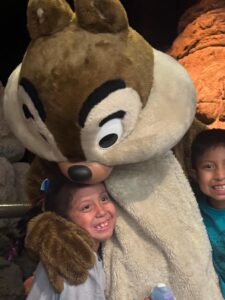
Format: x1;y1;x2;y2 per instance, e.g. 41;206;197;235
68;183;116;249
193;145;225;208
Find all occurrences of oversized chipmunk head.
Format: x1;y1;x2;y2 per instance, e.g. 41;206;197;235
4;0;196;183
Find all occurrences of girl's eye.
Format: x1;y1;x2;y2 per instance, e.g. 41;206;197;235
202;163;214;169
80;204;92;211
101;194;110;202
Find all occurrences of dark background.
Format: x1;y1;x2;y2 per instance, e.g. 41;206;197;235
0;0;197;86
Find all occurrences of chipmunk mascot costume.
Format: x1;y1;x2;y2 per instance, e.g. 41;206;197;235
3;0;223;299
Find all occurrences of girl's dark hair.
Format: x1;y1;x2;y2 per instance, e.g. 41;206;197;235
44;173;85;219
191;128;225;169
16;174;85;246
13;174;87;263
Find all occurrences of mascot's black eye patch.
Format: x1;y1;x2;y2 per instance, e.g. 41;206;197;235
20;77;46;121
99;110;126;127
23;104;34;119
79;79;126;128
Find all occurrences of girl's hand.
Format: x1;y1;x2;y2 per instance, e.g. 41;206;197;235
24;275;34;295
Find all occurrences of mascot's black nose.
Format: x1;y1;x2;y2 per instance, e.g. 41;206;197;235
68;165;92;182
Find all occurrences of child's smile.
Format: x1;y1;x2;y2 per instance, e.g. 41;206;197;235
194;145;225;208
68;183;116;249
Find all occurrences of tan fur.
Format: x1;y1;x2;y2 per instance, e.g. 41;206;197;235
173;118;207;176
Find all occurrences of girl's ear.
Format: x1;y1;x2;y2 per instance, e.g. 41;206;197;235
189;168;197;181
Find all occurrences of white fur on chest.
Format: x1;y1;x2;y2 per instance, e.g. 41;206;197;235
103;151;222;300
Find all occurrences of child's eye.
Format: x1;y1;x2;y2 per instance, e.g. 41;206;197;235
80;204;92;211
202;163;214;169
101;194;110;202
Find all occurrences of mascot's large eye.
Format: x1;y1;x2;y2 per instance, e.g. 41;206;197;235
97;118;123;148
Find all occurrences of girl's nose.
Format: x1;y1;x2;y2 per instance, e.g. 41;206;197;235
215;166;225;180
95;203;106;217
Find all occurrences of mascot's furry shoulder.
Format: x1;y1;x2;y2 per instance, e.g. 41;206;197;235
3;0;223;299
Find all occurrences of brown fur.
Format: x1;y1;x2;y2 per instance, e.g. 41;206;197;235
25;212;96;292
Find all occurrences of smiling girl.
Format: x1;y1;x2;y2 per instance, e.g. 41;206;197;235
27;177;116;300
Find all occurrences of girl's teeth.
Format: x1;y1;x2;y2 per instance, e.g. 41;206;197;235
213;185;225;190
96;221;108;229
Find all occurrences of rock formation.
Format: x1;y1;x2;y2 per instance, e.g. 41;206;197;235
169;0;225;128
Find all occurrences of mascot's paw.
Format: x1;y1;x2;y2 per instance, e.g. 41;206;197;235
25;212;96;292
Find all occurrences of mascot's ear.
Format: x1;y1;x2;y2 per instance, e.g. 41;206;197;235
75;0;129;33
27;0;74;39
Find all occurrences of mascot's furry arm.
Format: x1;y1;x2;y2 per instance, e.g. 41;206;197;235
3;0;223;299
25;212;95;292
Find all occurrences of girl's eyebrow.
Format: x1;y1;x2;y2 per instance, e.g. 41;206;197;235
77;198;92;203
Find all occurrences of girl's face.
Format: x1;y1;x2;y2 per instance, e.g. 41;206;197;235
193;146;225;208
68;183;116;249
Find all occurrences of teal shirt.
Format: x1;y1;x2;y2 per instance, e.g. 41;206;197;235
197;191;225;298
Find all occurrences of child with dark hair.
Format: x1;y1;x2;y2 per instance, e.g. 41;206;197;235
26;175;116;300
25;175;175;300
190;128;225;298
